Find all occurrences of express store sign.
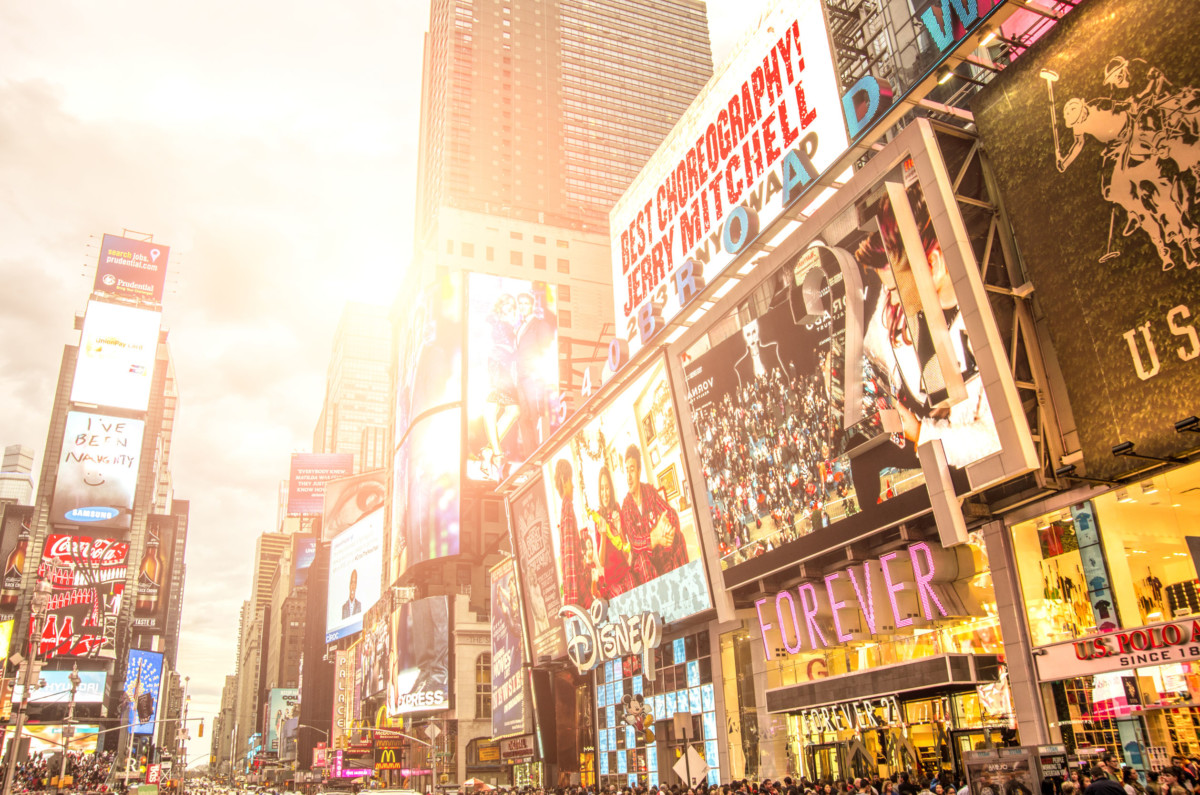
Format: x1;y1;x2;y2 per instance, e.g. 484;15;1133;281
1034;619;1200;681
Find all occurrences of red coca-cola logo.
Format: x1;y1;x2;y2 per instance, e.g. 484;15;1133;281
43;535;129;566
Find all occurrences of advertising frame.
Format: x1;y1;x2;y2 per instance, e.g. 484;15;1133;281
93;233;170;305
265;687;300;753
70;301;162;413
37;533;130;659
288;453;354;517
667;119;1036;589
123;648;164;735
506;472;567;662
130;514;176;633
322;469;387;543
489;557;528;739
50;411;145;530
386;595;451;716
325;508;384;643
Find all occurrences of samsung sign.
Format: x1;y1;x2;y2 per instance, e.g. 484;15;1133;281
607;0;1008;365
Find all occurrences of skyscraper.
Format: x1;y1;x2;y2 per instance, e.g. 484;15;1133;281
0;444;34;505
312;302;393;472
412;0;714;394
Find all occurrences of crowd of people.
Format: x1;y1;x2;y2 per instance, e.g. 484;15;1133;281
8;749;115;792
691;363;858;567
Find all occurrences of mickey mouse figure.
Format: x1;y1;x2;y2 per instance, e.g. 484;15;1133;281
621;693;655;742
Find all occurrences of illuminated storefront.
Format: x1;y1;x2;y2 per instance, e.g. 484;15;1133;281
1011;462;1200;768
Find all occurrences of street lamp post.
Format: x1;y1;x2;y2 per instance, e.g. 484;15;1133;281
3;578;53;795
56;664;81;795
178;677;190;795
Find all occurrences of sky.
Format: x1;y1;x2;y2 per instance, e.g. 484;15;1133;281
0;0;768;765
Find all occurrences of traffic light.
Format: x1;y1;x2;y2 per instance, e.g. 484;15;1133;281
198;719;204;738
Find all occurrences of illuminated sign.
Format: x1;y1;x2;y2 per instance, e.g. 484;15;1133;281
754;541;978;658
500;734;536;763
387;596;451;716
265;688;299;752
38;534;129;659
70;301;161;413
94;234;170;304
288;453;353;517
15;670;107;703
1034;619;1200;682
123;648;163;735
611;0;846;356
51;412;144;530
491;557;527;738
325;508;383;643
561;599;662;680
798;696;903;734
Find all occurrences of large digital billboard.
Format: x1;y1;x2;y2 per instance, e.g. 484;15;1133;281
680;122;1035;576
543;356;711;626
394;270;463;447
70;301;161;412
265;687;300;752
465;274;560;481
389;408;461;584
972;0;1200;478
123;648;163;735
94;234;170;304
610;0;845;356
131;515;177;633
50;411;144;530
0;505;33;616
293;534;317;587
15;669;107;704
387;595;450;715
325;508;383;643
360;593;391;701
288;453;354;516
322;469;386;543
508;476;566;660
490;558;527;738
37;534;129;659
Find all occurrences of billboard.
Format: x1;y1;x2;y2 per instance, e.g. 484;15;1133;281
70;301;161;412
325;508;383;643
322;470;386;543
50;411;144;530
610;0;846;355
387;595;450;715
94;234;170;304
37;534;129;659
543;356;711;626
490;557;527;738
131;515;177;632
680;121;1034;576
123;648;164;735
293;534;317;588
265;687;300;752
0;505;33;615
465;274;560;481
389;408;461;583
394;270;463;447
508;475;566;660
360;593;391;701
972;0;1200;477
15;669;107;704
288;453;354;516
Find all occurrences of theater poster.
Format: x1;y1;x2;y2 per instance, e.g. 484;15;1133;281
972;0;1200;477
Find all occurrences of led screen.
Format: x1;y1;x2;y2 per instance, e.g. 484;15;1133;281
265;687;299;752
509;475;566;661
387;596;450;715
322;470;386;543
389;408;461;583
94;233;169;304
288;453;353;516
70;301;161;412
293;534;317;587
326;508;384;642
490;557;527;738
0;506;33;616
15;670;107;704
37;534;129;659
130;514;177;633
360;594;391;700
123;648;163;735
542;356;711;626
51;412;144;530
465;274;560;481
394;270;462;447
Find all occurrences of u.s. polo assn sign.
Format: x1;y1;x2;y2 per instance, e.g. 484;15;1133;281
561;599;663;680
1033;618;1200;681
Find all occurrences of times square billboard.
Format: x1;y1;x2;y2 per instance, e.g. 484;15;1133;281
70;301;161;413
676;121;1036;583
50;411;144;530
94;234;170;304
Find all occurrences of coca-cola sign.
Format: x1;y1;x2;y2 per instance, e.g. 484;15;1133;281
36;533;128;659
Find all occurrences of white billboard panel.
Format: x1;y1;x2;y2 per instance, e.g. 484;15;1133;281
70;301;161;412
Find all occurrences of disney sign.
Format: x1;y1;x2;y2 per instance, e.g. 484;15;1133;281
561;599;663;681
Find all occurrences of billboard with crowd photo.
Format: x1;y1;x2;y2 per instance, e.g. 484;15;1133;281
465;274;560;481
972;0;1200;478
387;595;450;715
680;121;1035;575
389;408;461;584
543;356;711;626
70;301;161;413
37;533;129;659
50;411;144;530
490;557;528;738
